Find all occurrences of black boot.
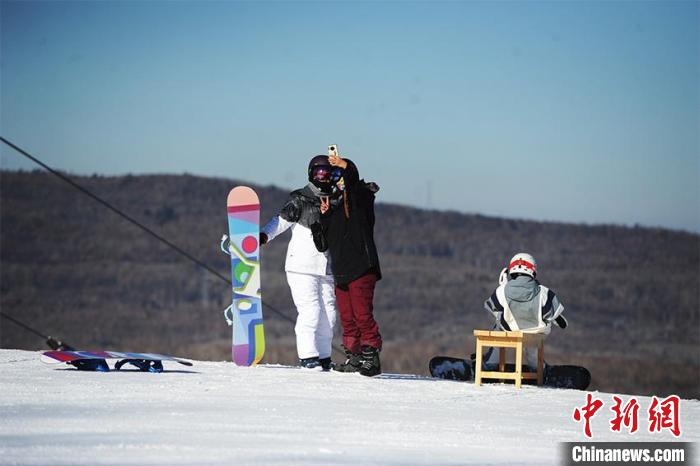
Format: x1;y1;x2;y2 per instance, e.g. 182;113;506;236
299;357;322;370
359;345;381;377
333;346;362;373
319;357;334;372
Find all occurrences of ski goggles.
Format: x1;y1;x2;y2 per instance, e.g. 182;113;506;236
330;167;343;183
312;166;333;182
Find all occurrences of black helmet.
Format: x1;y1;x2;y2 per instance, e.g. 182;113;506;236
308;155;332;183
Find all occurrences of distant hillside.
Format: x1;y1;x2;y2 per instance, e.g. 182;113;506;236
1;170;698;398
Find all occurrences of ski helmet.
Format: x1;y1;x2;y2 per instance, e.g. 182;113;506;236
308;155;332;183
508;252;537;278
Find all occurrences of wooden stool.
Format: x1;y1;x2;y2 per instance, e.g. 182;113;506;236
473;330;544;389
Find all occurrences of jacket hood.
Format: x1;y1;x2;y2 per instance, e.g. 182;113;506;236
504;275;540;302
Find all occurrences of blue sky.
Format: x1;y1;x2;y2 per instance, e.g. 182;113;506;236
1;1;698;232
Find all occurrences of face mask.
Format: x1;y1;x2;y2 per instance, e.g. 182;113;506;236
312;179;333;194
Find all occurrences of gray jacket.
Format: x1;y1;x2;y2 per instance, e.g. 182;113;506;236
484;275;567;333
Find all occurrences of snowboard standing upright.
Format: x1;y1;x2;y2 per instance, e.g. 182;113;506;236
223;186;265;366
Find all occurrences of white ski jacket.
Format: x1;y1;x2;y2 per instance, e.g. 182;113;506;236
262;216;332;276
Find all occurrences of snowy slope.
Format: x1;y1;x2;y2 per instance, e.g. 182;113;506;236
0;349;697;466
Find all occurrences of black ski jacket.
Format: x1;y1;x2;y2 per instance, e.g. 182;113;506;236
280;184;324;228
318;159;381;286
279;184;328;251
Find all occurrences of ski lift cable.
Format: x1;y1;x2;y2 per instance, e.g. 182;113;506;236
0;137;346;356
0;136;290;317
0;311;74;350
0;311;49;340
1;136;231;284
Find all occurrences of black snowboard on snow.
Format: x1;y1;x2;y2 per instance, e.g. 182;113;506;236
429;356;591;390
429;356;473;381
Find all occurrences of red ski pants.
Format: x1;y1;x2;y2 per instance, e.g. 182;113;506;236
335;272;382;353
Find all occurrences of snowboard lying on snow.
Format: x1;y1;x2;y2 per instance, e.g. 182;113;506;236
41;350;193;372
429;356;590;390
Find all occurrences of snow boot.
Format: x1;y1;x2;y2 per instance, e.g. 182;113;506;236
333;346;362;373
319;357;334;372
299;357;322;370
359;345;381;377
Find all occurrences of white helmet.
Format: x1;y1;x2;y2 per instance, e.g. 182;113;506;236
508;253;537;278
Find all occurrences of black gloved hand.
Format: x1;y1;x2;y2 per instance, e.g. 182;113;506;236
554;315;568;329
260;232;268;245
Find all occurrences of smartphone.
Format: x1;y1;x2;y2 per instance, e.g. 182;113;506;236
328;144;339;157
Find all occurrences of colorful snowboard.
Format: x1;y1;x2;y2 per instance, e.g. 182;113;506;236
224;186;265;366
41;351;193;371
429;356;591;390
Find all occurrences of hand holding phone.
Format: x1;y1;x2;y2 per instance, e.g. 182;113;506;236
327;144;347;169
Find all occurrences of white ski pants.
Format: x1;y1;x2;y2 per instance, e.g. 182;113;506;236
286;272;337;359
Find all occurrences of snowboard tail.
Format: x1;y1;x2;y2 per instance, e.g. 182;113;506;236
545;365;591;390
225;186;265;366
429;356;590;390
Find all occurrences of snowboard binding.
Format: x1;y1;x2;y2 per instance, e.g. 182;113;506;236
219;235;235;326
220;234;231;256
69;359;110;372
222;304;234;326
114;359;164;373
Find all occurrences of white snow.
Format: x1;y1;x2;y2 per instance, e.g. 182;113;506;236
0;349;697;466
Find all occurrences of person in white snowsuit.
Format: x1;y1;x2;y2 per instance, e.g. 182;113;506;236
483;253;567;371
260;155;338;370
